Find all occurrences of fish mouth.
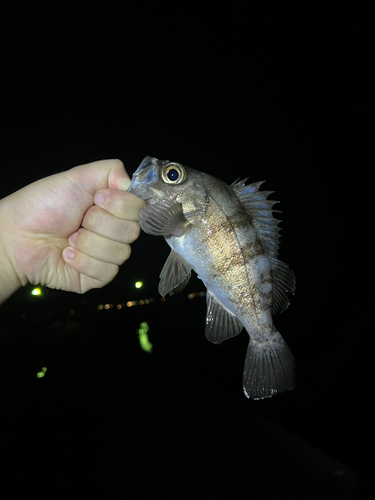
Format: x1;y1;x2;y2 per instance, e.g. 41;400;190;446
138;155;154;171
134;156;158;180
127;155;159;198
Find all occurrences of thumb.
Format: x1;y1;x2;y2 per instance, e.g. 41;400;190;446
68;159;131;194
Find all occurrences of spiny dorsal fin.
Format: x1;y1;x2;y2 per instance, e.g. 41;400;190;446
231;179;281;259
232;179;295;315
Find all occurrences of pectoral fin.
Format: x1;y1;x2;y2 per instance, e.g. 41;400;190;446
205;292;243;343
158;250;192;297
138;200;191;238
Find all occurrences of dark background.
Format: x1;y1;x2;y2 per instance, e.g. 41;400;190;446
0;6;371;498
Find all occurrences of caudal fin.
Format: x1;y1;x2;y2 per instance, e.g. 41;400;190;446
243;333;295;399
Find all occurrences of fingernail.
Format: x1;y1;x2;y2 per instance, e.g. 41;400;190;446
69;231;79;243
94;192;106;206
65;249;75;259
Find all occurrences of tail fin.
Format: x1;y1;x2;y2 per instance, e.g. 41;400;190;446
243;333;295;399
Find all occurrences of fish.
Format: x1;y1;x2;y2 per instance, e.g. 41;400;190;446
128;156;296;399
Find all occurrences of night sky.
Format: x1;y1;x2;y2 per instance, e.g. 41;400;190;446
0;8;371;497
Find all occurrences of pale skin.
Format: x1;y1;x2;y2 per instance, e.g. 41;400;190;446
0;159;146;305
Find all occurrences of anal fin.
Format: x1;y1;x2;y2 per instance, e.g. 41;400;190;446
205;292;243;343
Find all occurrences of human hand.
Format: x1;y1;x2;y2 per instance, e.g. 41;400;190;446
0;159;145;303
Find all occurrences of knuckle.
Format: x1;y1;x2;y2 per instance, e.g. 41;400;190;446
83;206;102;231
75;229;89;251
124;221;141;243
109;263;120;280
119;244;131;264
104;191;131;218
110;194;127;218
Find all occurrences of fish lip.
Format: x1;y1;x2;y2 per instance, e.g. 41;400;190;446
136;156;158;179
127;156;155;189
138;155;154;171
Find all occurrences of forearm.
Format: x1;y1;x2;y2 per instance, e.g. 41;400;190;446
0;198;23;305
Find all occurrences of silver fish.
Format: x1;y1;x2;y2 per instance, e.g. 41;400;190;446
129;156;296;399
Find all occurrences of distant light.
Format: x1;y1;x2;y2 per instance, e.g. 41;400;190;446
97;304;104;311
137;322;152;353
135;281;143;289
188;291;205;299
117;304;122;309
31;287;42;296
36;367;47;378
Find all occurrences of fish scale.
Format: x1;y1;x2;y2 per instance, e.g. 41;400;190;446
129;156;296;399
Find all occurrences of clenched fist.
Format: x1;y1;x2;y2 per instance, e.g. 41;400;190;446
0;159;145;304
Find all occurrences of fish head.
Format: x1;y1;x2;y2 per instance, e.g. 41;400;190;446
128;156;208;209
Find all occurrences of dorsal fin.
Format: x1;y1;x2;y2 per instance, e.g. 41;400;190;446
232;179;295;315
231;179;281;259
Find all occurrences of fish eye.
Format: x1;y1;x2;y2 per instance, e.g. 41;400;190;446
167;168;179;182
161;163;186;185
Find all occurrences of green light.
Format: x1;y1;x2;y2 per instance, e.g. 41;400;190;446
135;281;143;289
137;322;152;353
36;367;47;378
31;287;42;296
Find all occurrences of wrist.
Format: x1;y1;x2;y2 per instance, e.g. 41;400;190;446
0;198;24;304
